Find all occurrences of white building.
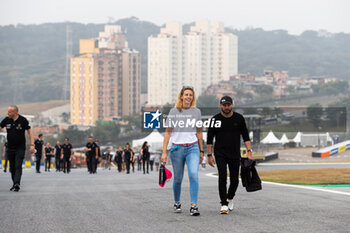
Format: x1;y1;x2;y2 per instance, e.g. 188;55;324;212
148;20;238;106
98;25;128;49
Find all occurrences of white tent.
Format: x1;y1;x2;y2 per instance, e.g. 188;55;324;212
326;132;334;145
279;133;289;144
132;130;164;152
261;131;280;144
293;132;302;143
249;131;254;142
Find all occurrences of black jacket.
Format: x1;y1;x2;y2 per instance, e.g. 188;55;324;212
241;158;262;192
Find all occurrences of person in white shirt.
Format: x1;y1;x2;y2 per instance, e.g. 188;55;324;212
161;86;204;216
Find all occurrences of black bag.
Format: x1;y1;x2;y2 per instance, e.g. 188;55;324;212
241;158;262;192
159;164;166;187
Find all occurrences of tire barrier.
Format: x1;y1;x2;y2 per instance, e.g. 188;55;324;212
1;161;49;170
312;140;350;158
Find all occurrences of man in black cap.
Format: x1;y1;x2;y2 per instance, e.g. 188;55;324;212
0;105;35;192
207;96;253;214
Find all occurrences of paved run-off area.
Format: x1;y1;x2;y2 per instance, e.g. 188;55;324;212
1;166;350;233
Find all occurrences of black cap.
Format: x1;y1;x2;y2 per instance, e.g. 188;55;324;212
220;96;233;105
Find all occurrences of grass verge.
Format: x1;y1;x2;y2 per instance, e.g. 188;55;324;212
258;168;350;185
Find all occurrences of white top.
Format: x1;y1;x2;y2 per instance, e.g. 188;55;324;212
165;107;201;144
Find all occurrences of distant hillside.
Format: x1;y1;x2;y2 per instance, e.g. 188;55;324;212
0;100;69;116
0;16;349;105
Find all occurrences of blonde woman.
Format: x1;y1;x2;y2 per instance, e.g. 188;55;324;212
161;86;204;216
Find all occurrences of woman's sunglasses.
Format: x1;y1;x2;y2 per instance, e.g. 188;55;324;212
182;85;194;90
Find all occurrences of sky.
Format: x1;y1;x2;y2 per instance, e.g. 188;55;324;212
0;0;349;35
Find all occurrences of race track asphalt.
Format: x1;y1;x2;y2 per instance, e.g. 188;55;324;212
1;165;349;233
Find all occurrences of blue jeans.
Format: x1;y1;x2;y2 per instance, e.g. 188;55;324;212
170;143;200;204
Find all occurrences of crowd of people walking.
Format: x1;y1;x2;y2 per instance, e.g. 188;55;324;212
1;86;255;217
2;137;161;176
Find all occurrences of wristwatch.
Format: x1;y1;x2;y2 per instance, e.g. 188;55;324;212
207;153;213;157
200;150;204;153
247;149;253;153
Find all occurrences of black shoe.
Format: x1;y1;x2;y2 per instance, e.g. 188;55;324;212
174;202;182;213
4;170;6;173
36;171;41;173
10;185;15;191
13;184;20;192
190;205;200;216
63;170;66;173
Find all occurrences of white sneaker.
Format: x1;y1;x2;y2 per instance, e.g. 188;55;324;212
228;199;233;211
220;205;229;214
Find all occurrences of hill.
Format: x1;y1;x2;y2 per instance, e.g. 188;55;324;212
0;16;349;105
0;100;69;116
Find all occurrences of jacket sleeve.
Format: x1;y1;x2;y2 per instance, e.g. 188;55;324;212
206;117;216;145
240;116;250;142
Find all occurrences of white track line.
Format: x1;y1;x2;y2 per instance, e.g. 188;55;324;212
262;181;350;196
258;162;350;166
205;173;350;197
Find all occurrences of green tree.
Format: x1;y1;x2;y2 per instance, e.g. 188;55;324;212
255;85;274;96
197;95;219;108
91;121;121;142
306;103;323;129
260;107;272;117
286;85;296;94
61;112;70;123
272;107;283;118
243;108;259;115
60;126;89;146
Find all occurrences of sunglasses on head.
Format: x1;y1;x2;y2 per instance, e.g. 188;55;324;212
182;85;193;90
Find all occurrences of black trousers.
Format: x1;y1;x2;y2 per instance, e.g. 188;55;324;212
150;160;154;171
125;159;131;174
116;158;122;172
215;156;240;206
87;155;92;172
8;148;25;185
63;156;71;173
137;160;142;171
93;156;98;173
143;157;149;173
131;161;135;172
60;159;63;171
45;156;52;171
35;153;42;172
3;152;9;171
55;155;61;171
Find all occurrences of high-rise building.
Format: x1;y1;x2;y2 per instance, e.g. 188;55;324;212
70;25;140;125
148;20;238;106
70;39;99;125
148;22;183;106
